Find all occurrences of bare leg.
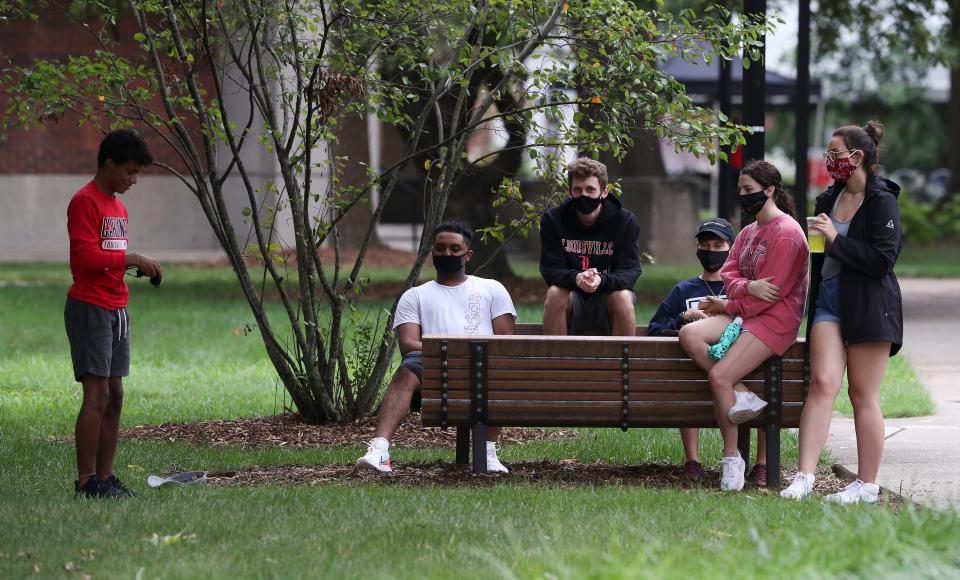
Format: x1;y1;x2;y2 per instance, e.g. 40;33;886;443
606;289;636;336
374;368;503;443
96;377;124;480
705;333;775;455
755;430;766;464
680;428;700;462
846;342;891;483
796;322;847;474
75;376;109;486
374;368;422;440
543;286;572;335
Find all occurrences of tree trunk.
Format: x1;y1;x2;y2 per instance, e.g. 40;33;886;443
331;112;382;247
601;127;666;178
446;169;517;279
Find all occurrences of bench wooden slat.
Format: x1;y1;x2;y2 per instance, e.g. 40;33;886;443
423;368;806;383
422;356;806;373
422;335;806;360
421;400;803;427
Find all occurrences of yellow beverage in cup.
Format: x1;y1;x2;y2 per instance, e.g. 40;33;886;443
806;217;825;253
808;233;825;253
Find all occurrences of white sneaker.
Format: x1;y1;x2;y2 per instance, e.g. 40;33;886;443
486;442;509;474
719;453;745;491
727;391;768;424
780;472;816;500
355;437;392;473
825;479;879;504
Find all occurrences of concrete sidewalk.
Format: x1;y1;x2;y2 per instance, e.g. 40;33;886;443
825;277;960;510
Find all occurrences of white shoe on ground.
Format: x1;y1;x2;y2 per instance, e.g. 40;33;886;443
355;437;392;473
825;479;879;504
780;472;816;500
728;391;768;424
719;453;746;491
486;442;509;474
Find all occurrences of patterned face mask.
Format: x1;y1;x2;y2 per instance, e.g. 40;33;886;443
826;152;861;181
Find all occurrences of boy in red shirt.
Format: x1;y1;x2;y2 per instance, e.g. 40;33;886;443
66;129;162;498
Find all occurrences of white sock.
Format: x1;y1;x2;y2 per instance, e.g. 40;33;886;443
486;441;497;451
372;437;389;450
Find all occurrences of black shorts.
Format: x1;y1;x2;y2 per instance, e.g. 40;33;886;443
569;290;637;335
398;350;423;412
64;298;131;382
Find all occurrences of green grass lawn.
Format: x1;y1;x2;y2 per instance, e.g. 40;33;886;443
895;242;960;278
1;264;955;578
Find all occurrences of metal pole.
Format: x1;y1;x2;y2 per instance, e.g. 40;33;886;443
718;54;734;222
742;0;767;164
794;0;811;223
741;0;767;226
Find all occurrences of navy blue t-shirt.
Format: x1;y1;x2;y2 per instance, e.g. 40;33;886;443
647;276;727;336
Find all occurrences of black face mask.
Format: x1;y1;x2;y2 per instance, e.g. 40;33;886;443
432;253;466;276
739;190;768;215
696;249;729;273
575;195;603;214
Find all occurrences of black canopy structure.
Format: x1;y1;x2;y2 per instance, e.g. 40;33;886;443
659;0;816;224
661;49;821;102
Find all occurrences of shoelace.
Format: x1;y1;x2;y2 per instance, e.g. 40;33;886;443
842;479;864;494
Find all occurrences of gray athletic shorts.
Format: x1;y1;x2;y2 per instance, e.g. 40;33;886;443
64;298;131;382
569;290;637;335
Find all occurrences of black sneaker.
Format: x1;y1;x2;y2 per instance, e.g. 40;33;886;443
74;476;101;498
74;476;127;499
103;475;135;497
681;460;704;483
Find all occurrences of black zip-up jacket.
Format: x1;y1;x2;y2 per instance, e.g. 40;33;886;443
539;194;642;292
807;175;903;356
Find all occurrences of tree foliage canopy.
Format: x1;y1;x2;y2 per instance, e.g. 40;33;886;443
1;0;772;422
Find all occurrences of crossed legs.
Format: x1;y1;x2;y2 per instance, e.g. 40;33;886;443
679;317;773;456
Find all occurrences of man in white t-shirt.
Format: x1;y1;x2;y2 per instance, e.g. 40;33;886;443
356;220;518;473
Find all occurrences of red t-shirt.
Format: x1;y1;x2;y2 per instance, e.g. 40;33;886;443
66;181;129;310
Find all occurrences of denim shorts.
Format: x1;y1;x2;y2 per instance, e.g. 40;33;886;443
812;275;841;325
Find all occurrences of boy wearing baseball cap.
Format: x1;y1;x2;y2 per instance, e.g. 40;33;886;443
647;218;767;486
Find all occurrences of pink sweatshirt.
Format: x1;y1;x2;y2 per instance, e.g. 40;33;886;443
721;213;809;355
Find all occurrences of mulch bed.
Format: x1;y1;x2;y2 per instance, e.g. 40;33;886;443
113;413;903;506
118;413;576;449
204;462;902;506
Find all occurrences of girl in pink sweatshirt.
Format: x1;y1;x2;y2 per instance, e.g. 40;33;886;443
679;160;809;492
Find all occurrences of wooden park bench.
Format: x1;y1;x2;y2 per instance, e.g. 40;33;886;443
420;323;808;490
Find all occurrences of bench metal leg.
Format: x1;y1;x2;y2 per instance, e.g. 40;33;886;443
456;425;470;465
737;425;751;469
469;341;489;475
766;423;781;491
471;423;487;474
764;355;783;491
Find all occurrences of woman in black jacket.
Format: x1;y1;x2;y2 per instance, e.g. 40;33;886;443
781;121;903;504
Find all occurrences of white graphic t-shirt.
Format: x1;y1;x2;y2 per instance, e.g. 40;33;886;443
393;276;517;335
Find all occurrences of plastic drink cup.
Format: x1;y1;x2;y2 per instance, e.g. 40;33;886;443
807;217;825;253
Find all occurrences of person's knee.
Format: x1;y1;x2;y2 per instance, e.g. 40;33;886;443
847;385;878;410
544;286;570;312
707;366;731;391
606;290;634;318
106;383;124;413
389;367;421;394
81;386;110;414
808;373;840;401
678;324;698;352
